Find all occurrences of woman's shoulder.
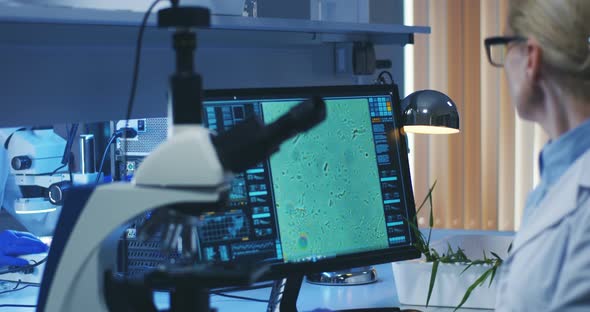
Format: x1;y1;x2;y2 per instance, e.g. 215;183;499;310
563;151;590;236
577;148;590;188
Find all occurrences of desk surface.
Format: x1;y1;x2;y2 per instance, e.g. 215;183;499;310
0;263;491;312
0;229;505;311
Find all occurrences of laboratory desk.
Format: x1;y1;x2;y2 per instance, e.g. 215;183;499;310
0;229;506;311
0;265;493;312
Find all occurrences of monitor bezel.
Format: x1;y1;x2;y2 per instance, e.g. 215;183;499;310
204;84;420;279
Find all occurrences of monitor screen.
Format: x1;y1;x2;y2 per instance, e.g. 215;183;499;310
116;84;419;276
198;85;419;272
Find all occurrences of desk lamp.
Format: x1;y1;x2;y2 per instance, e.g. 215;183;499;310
401;89;460;135
306;89;460;287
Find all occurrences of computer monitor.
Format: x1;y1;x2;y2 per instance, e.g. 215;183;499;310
116;84;420;280
199;84;420;277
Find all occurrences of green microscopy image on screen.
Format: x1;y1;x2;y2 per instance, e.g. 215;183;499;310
262;98;389;262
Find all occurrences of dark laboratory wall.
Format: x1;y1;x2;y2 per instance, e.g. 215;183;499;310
0;1;409;127
370;0;404;24
257;0;311;19
0;25;357;127
257;0;403;22
370;0;406;98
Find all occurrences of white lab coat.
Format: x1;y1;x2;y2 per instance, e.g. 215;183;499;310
495;148;590;311
0;128;60;236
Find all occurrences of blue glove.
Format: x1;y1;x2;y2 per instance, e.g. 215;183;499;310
0;230;48;267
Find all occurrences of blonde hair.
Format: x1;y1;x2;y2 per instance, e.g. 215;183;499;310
508;0;590;99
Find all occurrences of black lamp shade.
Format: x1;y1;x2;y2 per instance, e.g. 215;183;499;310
401;90;460;134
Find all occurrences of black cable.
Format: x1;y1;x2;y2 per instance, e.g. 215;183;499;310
69;124;79;141
96;128;138;184
67;124;78;183
0;256;47;275
0;304;36;308
49;163;67;176
211;293;270;303
211;281;275;293
95;133;118;184
123;0;162;180
209;282;285;304
50;123;78;176
3;128;27;150
0;284;34;296
68;155;74;184
377;70;394;85
61;123;78;166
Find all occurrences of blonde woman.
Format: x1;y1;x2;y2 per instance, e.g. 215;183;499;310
484;0;590;310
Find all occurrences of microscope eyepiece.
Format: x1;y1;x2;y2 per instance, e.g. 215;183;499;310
11;155;32;171
211;97;327;173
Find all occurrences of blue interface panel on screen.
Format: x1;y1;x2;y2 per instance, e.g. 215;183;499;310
200;86;414;264
116;85;416;273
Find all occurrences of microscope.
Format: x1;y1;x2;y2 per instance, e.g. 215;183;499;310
6;129;68;216
3;126;100;236
38;2;326;312
4;129;78;238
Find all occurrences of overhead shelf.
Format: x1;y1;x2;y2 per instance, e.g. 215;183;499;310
0;4;429;127
0;4;430;47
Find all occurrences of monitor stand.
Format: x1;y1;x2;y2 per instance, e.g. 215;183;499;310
305;266;378;286
267;273;401;312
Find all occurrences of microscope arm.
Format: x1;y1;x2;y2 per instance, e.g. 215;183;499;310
39;183;223;312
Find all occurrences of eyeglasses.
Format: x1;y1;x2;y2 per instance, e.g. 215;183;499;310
484;36;527;67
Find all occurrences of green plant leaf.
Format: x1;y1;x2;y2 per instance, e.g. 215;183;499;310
430;248;441;260
490;251;503;261
406;216;426;243
424;181;437;248
457;247;467;257
460;260;487;275
489;266;498;287
460;263;475;275
427;224;433;250
405;216;429;257
454;247;469;262
408;178;509;311
416;179;437;216
426;260;439;307
454;267;493;311
428;182;435;229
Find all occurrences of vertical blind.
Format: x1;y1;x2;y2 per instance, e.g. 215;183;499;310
408;0;549;231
